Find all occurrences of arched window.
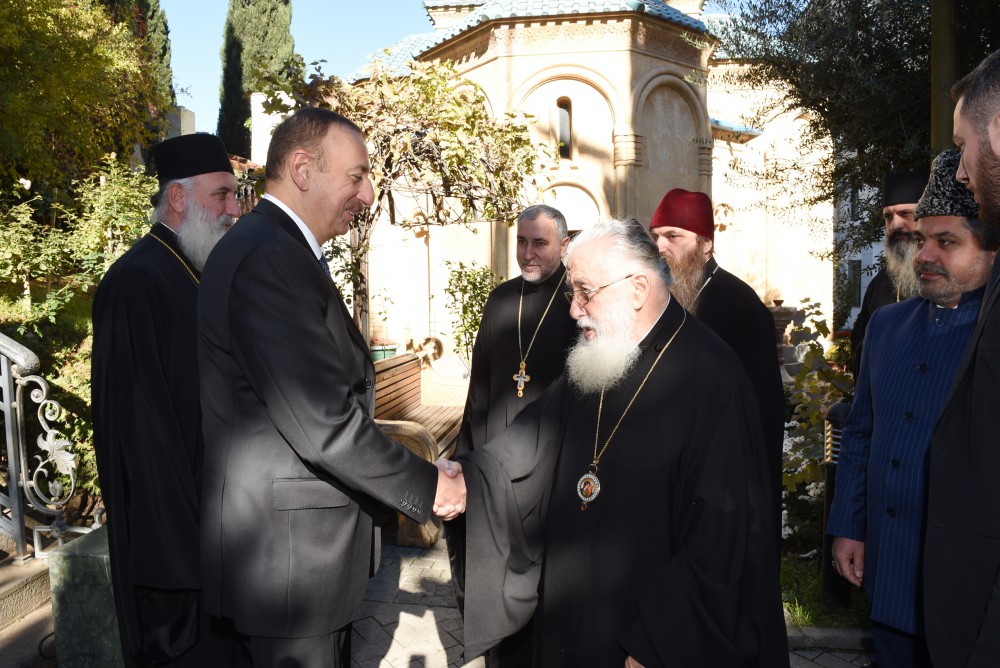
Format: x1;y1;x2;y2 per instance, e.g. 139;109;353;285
557;98;572;159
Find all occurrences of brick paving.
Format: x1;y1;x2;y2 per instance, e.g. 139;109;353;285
1;536;874;667
349;537;875;668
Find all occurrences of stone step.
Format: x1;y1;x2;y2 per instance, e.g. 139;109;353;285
0;551;51;633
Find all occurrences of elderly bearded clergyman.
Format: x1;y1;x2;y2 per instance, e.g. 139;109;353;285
455;219;789;667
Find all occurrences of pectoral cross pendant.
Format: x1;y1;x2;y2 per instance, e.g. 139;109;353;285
513;360;531;398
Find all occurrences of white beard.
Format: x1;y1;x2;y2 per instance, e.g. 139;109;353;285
177;202;232;272
566;292;640;395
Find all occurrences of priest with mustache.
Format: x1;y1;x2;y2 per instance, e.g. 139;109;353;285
454;219;788;667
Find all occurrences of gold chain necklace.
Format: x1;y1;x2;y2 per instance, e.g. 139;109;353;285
149;232;199;286
513;267;567;398
578;309;687;510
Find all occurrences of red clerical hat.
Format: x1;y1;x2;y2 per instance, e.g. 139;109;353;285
649;188;714;241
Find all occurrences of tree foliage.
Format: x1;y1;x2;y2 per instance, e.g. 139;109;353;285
444;261;503;363
0;154;156;504
711;0;1000;254
264;57;551;336
0;0;171;193
217;0;299;157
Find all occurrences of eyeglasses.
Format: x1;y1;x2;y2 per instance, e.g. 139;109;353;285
564;274;634;305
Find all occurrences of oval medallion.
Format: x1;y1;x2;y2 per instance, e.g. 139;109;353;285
577;472;601;506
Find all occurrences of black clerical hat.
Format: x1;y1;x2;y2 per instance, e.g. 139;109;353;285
152;133;233;185
882;169;930;207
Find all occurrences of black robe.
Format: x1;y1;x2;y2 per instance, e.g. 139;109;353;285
693;257;786;544
456;265;577;455
460;298;789;667
92;224;229;666
850;266;898;377
923;257;1000;667
450;266;576;663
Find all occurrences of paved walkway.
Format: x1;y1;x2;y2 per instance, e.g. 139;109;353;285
0;528;871;668
1;536;874;667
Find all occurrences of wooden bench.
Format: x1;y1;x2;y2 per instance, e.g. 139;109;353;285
374;353;462;460
373;353;463;546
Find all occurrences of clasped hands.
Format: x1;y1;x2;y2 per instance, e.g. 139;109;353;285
433;458;466;521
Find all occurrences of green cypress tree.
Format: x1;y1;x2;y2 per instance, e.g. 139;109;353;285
217;0;299;158
140;0;176;109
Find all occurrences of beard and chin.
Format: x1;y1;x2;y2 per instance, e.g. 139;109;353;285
885;232;920;299
974;138;1000;228
177;202;234;271
566;291;641;395
661;243;707;312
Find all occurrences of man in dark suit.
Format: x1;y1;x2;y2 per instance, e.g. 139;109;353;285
829;149;993;668
647;188;785;546
197;108;466;667
923;50;1000;668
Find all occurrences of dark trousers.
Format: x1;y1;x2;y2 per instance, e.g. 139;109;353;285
127;589;247;667
871;621;931;668
245;623;351;668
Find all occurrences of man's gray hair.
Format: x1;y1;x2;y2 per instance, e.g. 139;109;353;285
153;176;195;222
567;218;672;286
518;204;569;240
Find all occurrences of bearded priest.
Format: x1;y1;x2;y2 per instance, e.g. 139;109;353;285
455;218;789;667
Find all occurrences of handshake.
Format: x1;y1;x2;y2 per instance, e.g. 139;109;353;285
432;458;466;520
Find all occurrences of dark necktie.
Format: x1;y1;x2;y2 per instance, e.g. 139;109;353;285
318;254;332;280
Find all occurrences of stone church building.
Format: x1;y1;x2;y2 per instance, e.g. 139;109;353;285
252;0;834;354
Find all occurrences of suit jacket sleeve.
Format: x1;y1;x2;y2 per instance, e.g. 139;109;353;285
827;316;876;541
228;242;438;521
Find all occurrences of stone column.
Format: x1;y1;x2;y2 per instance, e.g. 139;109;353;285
613;132;644;221
695;136;714;196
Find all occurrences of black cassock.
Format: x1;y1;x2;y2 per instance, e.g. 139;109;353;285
450;266;576;662
849;267;898;377
459;297;789;667
92;224;228;666
694;256;786;544
456;265;577;455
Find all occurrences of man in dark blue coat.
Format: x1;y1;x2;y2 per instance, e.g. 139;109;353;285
828;149;995;668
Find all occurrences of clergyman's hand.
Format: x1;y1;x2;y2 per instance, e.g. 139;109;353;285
831;536;865;586
435;457;462;479
625;656;646;668
433;461;466;521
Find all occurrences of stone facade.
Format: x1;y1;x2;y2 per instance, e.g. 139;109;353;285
251;1;835;350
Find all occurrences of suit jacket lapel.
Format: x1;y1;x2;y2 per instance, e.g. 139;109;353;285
252;199;371;357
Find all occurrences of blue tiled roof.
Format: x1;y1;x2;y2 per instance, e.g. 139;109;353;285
348;0;708;80
422;1;708;53
345;32;440;82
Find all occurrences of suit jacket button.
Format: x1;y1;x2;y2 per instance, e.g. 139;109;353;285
890;458;901;468
365;378;373;389
885;508;896;518
917;363;928;373
903;411;915;421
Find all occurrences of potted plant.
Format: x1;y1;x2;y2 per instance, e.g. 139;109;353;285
369;290;397;361
369;334;397;361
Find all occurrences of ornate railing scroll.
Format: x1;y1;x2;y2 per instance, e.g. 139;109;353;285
0;332;96;562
